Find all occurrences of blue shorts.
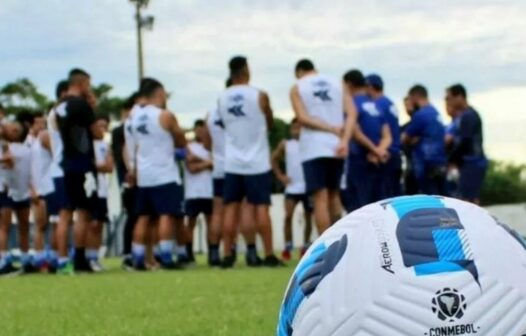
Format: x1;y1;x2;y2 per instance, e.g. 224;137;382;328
345;157;384;212
10;198;30;210
90;196;109;222
224;171;272;205
302;158;344;194
185;198;213;218
0;192;10;210
53;177;70;212
459;160;487;200
45;191;59;217
285;193;313;212
136;182;184;218
213;178;224;198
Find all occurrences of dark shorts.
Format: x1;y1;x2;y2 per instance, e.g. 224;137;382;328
90;196;109;222
185;198;213;218
224;171;272;205
459;160;487;200
285;193;313;212
53;177;70;212
10;198;30;210
213;178;224;198
302;158;344;194
345;157;384;212
0;192;10;210
44;191;59;217
136;182;184;218
63;172;92;211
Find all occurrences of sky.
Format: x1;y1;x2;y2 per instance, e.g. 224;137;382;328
1;0;525;162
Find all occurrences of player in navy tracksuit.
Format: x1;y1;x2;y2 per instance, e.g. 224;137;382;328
402;85;447;195
343;70;391;211
445;84;487;204
365;74;401;198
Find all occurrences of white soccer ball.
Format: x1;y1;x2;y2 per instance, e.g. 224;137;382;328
277;195;526;336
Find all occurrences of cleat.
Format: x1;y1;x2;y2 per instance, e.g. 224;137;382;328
89;260;104;273
122;257;134;271
221;255;236;269
246;252;262;267
262;254;286;267
281;250;292;262
57;262;74;275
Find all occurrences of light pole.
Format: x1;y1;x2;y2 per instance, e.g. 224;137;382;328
130;0;154;84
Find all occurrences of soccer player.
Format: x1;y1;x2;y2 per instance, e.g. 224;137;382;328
290;59;356;234
218;56;281;268
401;85;447;195
343;70;391;210
445;84;487;204
128;78;187;270
366;73;401;198
0;131;15;275
271;118;313;261
183;119;214;264
86;115;113;272
112;93;139;270
54;68;98;273
28;113;55;272
401;97;419;196
4;121;33;272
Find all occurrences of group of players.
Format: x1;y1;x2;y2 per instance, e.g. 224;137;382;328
0;55;486;274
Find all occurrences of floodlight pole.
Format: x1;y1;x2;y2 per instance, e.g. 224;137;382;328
135;1;145;83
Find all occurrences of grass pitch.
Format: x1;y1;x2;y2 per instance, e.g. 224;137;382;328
0;257;295;336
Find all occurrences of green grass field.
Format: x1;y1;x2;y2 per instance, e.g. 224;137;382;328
0;258;295;336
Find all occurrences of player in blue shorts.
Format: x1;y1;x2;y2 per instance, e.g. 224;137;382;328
344;70;391;211
366;73;401;198
445;84;487;204
402;85;447;195
128;78;187;270
272;118;313;260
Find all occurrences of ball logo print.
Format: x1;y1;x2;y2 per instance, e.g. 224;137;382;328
431;288;466;322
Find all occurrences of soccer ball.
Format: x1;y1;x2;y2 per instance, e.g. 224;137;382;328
277;196;526;336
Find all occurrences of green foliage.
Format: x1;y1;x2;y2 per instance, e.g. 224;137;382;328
480;160;526;205
92;83;125;120
0;78;51;114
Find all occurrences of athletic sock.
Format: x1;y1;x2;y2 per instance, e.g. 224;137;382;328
74;247;86;265
58;257;69;268
208;244;219;261
247;243;257;256
176;245;187;259
47;250;58;268
34;250;46;267
85;249;99;262
159;240;174;264
186;242;194;259
285;241;293;252
132;243;146;265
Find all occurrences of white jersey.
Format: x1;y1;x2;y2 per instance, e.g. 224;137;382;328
30;134;54;196
129;104;181;187
206;106;226;179
123;105;138;172
284;139;306;195
217;85;270;175
297;73;344;162
7;143;31;202
94;140;110;198
47;108;64;178
0;142;10;193
184;142;213;200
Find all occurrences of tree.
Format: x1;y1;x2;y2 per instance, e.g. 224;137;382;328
480;160;526;205
92;83;126;120
0;78;50;115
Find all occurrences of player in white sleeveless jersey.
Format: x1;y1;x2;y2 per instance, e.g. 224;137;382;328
271;118;313;261
128;78;187;270
217;56;281;268
27;113;56;272
183;119;214;264
290;59;356;235
85;116;113;272
2;122;33;272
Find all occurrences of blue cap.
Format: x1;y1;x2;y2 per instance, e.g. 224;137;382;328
365;73;383;90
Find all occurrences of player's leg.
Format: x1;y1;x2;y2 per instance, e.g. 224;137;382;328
240;201;262;266
282;195;298;261
15;202;33;273
247;171;282;267
153;182;184;269
303;158;332;234
208;178;223;266
121;186;137;269
221;173;244;268
0;195;15;275
184;199;199;263
131;186;152;270
32;197;48;271
301;195;314;256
